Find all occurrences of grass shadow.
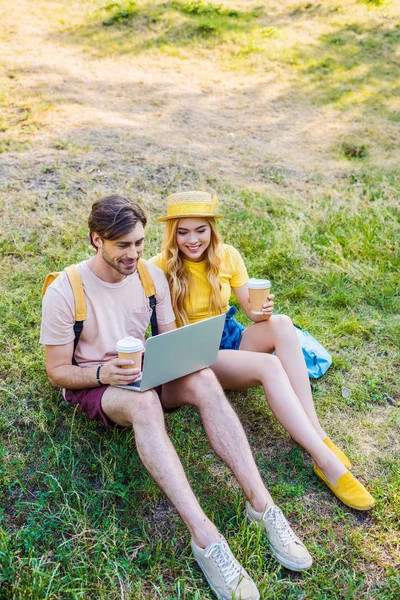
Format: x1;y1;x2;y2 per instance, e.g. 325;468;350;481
291;22;400;119
61;0;264;55
49;0;400;160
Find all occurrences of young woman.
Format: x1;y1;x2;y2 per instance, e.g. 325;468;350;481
150;190;375;511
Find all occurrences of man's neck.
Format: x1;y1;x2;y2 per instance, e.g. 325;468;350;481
87;255;127;284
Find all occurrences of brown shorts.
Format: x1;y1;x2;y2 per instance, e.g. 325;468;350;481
65;386;115;428
64;384;167;429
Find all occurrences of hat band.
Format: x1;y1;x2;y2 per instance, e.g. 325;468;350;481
167;202;217;218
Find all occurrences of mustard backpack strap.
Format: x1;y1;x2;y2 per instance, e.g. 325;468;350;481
136;258;158;336
137;258;156;298
65;265;87;322
42;272;60;298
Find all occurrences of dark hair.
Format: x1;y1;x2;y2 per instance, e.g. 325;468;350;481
88;195;147;248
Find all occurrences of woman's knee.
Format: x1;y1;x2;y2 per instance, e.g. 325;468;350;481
271;314;296;338
264;352;282;366
274;314;293;328
260;352;284;375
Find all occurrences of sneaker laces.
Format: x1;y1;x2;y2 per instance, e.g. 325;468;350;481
204;540;242;585
262;506;297;546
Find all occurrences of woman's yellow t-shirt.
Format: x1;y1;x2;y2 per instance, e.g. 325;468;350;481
149;244;248;324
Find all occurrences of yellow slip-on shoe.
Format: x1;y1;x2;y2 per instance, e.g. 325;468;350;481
314;466;375;511
323;437;351;470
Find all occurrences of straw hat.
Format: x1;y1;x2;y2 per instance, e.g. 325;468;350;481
157;190;223;222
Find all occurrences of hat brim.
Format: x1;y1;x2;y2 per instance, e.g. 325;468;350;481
157;213;223;222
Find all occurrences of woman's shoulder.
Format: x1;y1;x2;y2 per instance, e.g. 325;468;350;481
148;253;166;272
219;244;247;283
221;244;243;262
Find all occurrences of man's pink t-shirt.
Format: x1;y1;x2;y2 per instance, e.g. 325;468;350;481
40;260;175;368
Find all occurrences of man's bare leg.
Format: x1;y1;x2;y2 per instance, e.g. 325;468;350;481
162;368;314;572
101;386;219;548
161;369;273;512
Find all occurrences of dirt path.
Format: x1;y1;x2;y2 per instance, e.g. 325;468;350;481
2;0;380;200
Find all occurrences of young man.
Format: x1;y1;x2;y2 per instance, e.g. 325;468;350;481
41;195;312;600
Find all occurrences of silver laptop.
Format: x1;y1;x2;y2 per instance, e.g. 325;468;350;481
117;313;226;392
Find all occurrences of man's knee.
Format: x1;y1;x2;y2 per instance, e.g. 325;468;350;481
186;367;220;393
123;389;164;427
185;368;228;409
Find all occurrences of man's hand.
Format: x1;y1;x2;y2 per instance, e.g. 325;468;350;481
100;358;141;387
45;343;141;390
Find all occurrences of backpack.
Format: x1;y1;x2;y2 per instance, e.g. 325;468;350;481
41;259;158;365
294;325;332;379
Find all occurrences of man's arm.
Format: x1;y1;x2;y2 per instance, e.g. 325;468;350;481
45;343;141;390
158;320;177;334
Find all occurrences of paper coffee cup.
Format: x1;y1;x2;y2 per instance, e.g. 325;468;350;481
116;336;144;369
247;278;271;314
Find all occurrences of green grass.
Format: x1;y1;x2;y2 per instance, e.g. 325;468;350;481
1;169;399;597
1;0;400;598
61;0;259;54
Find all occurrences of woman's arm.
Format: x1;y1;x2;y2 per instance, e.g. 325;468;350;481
232;284;275;322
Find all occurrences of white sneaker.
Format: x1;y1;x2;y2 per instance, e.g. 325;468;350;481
191;537;260;600
244;503;312;572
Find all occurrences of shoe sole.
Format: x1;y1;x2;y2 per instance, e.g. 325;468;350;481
268;546;313;572
335;500;375;511
313;467;375;511
244;513;313;572
194;558;260;600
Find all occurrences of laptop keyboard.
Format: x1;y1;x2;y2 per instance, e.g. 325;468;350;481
125;379;142;389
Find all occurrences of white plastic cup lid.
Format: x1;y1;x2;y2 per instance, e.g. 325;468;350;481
247;278;271;289
116;336;144;353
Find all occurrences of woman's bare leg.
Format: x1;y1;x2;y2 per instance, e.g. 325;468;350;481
239;315;328;439
211;350;347;485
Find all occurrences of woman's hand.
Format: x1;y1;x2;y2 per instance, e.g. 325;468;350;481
100;359;141;386
260;294;275;320
233;285;275;322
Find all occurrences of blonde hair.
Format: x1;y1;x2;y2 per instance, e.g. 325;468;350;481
162;218;223;326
